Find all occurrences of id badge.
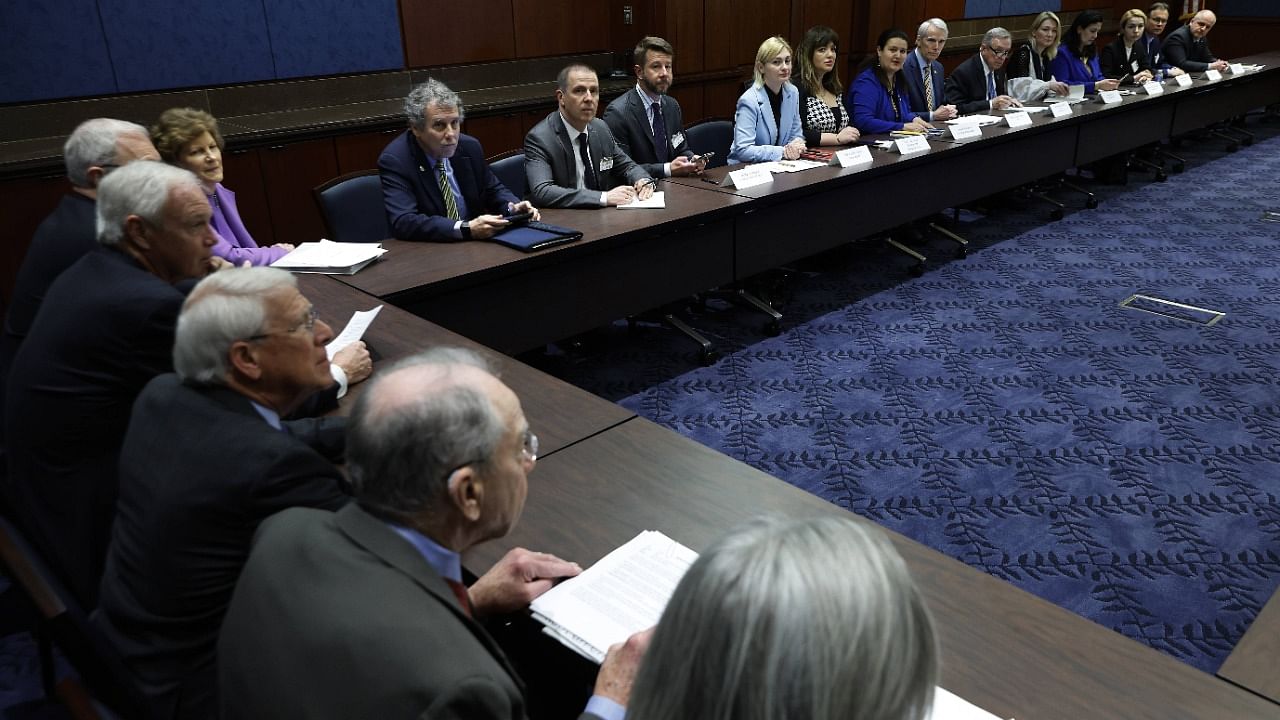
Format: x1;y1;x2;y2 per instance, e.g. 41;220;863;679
599;156;614;172
670;131;685;147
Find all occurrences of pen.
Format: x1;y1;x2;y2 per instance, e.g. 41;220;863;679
701;177;721;185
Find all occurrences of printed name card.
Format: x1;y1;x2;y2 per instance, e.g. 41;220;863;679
832;145;874;167
1141;80;1164;95
1004;111;1032;129
724;165;773;189
893;135;931;155
1229;63;1245;75
1204;69;1223;82
1049;102;1074;118
949;122;984;141
1098;90;1123;105
1175;73;1194;87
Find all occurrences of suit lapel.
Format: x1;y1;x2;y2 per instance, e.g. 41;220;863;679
551;115;578;186
334;504;526;691
406;133;447;215
451;145;478;211
631;91;661;158
756;86;777;143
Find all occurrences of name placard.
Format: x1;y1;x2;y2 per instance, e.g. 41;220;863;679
724;165;772;189
1175;73;1194;87
832;145;874;167
1205;69;1223;82
1049;101;1074;118
1141;80;1164;95
949;122;984;141
1004;111;1033;129
1098;90;1123;105
893;135;931;155
1229;63;1245;75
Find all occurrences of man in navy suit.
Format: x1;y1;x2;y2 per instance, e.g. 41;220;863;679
3;162;218;606
945;27;1023;115
1164;10;1229;74
902;19;958;123
379;79;539;242
603;36;705;179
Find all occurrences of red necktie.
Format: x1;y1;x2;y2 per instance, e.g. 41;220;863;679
445;578;472;618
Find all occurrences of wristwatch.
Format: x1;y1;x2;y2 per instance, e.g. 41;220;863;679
460;221;472;240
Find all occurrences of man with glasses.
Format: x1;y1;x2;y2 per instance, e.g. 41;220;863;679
1142;3;1186;77
903;18;958;122
945;26;1023;115
95;267;352;720
219;347;650;720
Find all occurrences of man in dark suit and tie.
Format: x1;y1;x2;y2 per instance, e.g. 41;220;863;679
903;19;958;122
1142;3;1186;77
1164;10;1229;74
380;79;540;242
95;267;351;720
524;64;652;208
3;162;218;606
219;347;650;719
603;36;706;179
945;27;1023;115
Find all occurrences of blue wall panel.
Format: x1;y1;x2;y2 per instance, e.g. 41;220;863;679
97;0;276;92
1218;0;1280;16
0;0;117;103
965;0;1003;18
965;0;1061;18
264;0;403;78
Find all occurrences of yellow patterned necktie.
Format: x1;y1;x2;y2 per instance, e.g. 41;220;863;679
438;161;460;221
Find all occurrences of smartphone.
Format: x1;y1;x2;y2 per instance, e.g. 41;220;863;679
503;210;533;225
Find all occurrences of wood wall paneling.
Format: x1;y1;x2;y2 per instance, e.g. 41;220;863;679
924;0;967;21
668;84;706;124
702;0;735;70
512;0;611;58
791;0;855;49
610;0;659;65
257;138;339;246
400;1;516;67
464;114;528;157
223;148;276;246
335;128;403;175
658;0;705;74
0;176;69;305
1208;18;1280;58
703;77;747;121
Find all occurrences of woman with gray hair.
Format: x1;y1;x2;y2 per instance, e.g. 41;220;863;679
628;515;939;720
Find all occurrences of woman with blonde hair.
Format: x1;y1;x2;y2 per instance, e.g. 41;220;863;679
729;36;806;163
1008;11;1062;81
1101;9;1156;83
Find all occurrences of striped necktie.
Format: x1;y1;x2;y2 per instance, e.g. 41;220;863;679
437;161;460;221
923;66;935;109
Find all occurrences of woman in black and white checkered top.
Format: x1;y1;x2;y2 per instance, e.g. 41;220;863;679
795;26;861;147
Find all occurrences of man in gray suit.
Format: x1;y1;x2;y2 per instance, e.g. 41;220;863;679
524;64;653;208
603;37;705;179
219;347;649;719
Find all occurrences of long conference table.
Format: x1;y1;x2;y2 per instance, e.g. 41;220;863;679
301;53;1280;719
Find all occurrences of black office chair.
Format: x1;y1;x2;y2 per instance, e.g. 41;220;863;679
313;170;390;243
0;514;157;719
684;118;732;169
487;150;528;199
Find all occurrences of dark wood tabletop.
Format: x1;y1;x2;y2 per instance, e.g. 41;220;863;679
466;417;1280;720
296;273;633;457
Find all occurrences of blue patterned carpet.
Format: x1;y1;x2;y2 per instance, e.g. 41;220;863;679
541;122;1280;673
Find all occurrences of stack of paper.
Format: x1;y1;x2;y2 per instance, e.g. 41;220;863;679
758;159;827;173
270;239;387;275
529;530;697;662
325;305;382;360
618;191;666;209
947;115;1002;126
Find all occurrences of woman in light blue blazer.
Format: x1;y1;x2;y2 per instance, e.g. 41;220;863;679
729;36;806;164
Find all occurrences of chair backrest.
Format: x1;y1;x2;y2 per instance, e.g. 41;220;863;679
487;150;527;201
313;170;390;243
0;514;156;719
684;119;733;169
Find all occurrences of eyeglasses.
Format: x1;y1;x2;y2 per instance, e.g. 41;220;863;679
983;45;1011;58
440;429;539;484
247;307;319;341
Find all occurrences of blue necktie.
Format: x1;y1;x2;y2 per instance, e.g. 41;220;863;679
987;71;996;100
651;101;668;160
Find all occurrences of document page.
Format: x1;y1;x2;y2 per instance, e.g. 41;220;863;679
325;305;382;360
928;687;1006;720
618;191;666;209
271;239;386;272
530;530;697;662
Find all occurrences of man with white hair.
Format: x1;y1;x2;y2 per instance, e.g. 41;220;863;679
95;267;351;720
219;347;649;720
903;19;958;122
1163;9;1229;73
0;119;159;393
3;161;216;606
945;27;1023;114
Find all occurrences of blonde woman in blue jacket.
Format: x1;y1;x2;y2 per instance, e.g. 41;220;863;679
730;36;806;163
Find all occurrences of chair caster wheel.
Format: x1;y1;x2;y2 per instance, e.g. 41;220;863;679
1156;171;1167;182
956;247;968;259
1086;198;1099;209
1173;163;1185;173
909;263;925;278
699;349;717;366
1050;208;1064;221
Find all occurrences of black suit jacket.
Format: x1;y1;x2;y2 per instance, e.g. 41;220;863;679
1163;25;1216;73
219;503;603;719
94;374;348;720
1100;37;1151;81
945;53;1008;116
523;111;648;208
379;130;519;241
3;248;185;607
602;87;692;177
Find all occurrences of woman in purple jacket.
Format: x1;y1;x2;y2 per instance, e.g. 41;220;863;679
151;108;294;266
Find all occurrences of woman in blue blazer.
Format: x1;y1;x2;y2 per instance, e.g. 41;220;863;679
849;29;933;136
729;36;806;164
1050;10;1121;95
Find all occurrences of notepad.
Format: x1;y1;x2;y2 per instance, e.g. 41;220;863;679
270;239;386;275
618;191;666;209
